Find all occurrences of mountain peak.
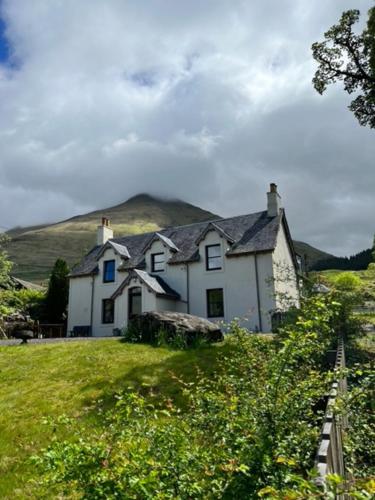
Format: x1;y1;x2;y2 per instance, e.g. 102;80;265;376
125;193;181;204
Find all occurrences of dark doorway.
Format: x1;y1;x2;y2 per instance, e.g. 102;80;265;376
128;286;142;320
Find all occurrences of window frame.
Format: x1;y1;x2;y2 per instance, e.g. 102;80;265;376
206;288;224;318
151;252;165;273
103;259;116;283
102;298;115;324
205;244;222;271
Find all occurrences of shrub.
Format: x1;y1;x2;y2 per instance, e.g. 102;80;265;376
0;289;45;319
334;272;362;291
122;321;209;350
34;293;347;498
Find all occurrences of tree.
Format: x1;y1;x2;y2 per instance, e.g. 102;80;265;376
45;259;70;322
312;6;375;128
0;234;12;288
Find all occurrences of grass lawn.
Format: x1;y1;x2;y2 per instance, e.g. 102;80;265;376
0;339;228;499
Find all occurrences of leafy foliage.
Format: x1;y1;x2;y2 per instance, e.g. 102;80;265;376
334;272;362;291
341;366;375;478
34;294;346;498
312;7;375;128
45;258;70;322
0;234;13;289
0;289;45;318
122;322;208;350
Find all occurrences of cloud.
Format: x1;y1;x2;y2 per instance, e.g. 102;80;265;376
0;0;374;255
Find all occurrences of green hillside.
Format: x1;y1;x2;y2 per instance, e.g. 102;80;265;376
293;240;335;269
6;194;219;282
5;194;333;282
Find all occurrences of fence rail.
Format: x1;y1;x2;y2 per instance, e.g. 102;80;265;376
37;323;66;338
315;337;347;497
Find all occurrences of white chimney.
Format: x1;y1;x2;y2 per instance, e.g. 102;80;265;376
267;183;282;217
97;217;113;245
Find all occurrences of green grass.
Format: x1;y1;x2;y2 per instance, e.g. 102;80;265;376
0;339;228;498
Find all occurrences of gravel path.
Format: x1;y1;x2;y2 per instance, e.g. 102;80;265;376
0;336;123;347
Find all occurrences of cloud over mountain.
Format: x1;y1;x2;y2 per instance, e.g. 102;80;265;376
0;0;374;255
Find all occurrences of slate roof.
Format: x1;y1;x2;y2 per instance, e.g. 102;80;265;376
111;269;180;300
70;209;294;278
96;240;131;260
142;232;180;253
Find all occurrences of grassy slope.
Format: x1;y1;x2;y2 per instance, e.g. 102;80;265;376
6;194;219;282
6;193;334;283
0;339;228;499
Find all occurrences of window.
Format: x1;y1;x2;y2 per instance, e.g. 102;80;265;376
205;244;222;270
128;286;142;319
207;288;224;318
102;299;114;324
151;253;165;272
103;260;115;282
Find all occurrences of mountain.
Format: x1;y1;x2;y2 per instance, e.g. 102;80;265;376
6;194;219;282
6;194;334;281
292;241;335;270
312;248;373;271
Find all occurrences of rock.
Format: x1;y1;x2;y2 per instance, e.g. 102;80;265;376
13;330;34;344
132;311;223;345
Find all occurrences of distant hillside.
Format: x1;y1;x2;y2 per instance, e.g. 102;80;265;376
313;248;373;271
292;241;335;270
6;194;219;282
6;194;335;281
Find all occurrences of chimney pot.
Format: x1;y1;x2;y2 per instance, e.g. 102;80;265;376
97;217;113;245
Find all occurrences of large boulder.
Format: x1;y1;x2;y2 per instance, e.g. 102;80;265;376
13;330;34;344
132;311;223;345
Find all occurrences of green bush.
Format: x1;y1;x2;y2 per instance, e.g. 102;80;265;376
122;322;209;350
34;293;347;498
0;289;45;319
334;272;362;291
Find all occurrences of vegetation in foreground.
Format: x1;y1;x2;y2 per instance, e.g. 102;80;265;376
33;293;374;499
0;339;228;498
316;267;375;330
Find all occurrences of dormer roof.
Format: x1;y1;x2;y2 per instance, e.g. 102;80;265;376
111;269;180;300
70;209;296;277
141;232;179;254
95;240;131;260
195;221;235;245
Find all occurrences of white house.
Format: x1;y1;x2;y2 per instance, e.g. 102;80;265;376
67;184;300;335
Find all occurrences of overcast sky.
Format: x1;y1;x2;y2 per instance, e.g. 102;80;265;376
0;0;374;256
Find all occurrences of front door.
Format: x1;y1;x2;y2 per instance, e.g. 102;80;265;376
128;286;142;320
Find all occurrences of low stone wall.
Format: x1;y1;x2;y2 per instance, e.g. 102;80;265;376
315;337;347;496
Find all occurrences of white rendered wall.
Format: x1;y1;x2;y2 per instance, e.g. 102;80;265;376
187;230;275;331
69;225;298;336
90;247;123;336
67;276;93;334
145;240;188;312
272;224;300;311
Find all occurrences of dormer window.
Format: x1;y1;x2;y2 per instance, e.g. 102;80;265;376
103;260;115;282
206;244;222;271
151;253;165;273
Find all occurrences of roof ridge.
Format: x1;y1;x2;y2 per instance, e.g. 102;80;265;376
111;210;268;244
